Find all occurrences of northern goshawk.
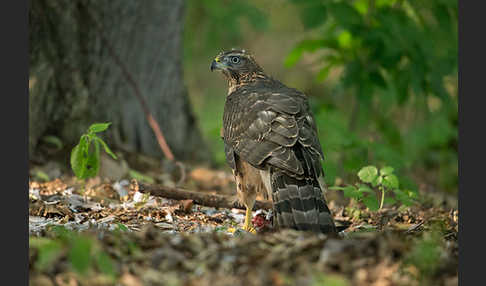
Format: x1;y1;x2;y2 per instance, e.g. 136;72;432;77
211;49;336;234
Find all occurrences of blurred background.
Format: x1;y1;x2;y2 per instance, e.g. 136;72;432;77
29;0;458;195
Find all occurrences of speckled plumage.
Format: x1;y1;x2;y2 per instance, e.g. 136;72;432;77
212;50;336;234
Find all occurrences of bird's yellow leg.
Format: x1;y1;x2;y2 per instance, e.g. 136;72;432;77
243;207;256;233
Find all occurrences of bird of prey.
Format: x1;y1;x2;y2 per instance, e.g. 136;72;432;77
210;49;337;234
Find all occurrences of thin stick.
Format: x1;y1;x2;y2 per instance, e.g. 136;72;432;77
138;183;273;211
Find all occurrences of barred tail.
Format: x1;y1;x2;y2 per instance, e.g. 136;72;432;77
271;170;336;234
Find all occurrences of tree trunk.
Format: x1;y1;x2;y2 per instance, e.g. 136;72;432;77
29;0;210;163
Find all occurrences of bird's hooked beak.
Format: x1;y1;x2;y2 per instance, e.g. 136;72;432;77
210;56;227;72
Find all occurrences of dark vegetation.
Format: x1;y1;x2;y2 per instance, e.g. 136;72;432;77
29;1;458;285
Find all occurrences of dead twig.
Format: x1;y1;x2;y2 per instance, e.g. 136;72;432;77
138;183;273;211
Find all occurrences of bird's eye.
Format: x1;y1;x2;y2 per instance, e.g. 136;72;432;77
231;56;240;64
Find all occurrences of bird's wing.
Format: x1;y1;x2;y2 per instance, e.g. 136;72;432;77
223;84;324;178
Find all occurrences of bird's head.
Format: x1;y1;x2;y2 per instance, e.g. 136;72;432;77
210;49;265;84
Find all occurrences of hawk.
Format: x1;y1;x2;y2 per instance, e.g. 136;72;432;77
211;49;336;234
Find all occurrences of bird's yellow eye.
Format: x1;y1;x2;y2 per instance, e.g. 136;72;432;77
230;56;240;64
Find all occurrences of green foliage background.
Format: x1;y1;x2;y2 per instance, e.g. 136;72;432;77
183;0;457;194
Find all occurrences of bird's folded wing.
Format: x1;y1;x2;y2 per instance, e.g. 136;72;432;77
223;88;324;177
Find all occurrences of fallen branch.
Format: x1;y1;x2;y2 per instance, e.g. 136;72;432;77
138;184;273;211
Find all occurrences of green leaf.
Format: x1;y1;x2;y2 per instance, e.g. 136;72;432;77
363;196;380;211
88;122;111;133
316;64;333;82
68;237;93;275
29;237;54;248
284;39;325;67
70;137;90;179
358;166;378;183
370;175;379;187
376;0;398;8
52;225;74;241
330;185;361;199
41;135;63;149
116;223;128;232
95;252;115;277
328;186;347;191
394;189;415;206
300;3;327;29
353;0;369;15
338;30;353;49
71;122;115;179
357;184;374;193
383;197;396;205
382;174;399;189
95;137;117;160
30;237;64;271
343;186;361;199
369;71;387;89
84;140;100;179
328;2;362;30
376;175;383;185
380;166;395;175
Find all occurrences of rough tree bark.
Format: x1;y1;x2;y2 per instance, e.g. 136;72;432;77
29;0;210;162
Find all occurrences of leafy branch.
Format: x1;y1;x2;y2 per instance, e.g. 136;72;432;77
330;165;417;211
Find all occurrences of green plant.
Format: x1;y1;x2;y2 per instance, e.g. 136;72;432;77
29;227;116;278
287;0;458;193
330;165;417;211
41;135;64;150
184;0;268;62
287;0;457;102
70;122;117;179
404;230;443;281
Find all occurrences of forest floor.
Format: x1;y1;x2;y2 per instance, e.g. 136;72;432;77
29;156;458;286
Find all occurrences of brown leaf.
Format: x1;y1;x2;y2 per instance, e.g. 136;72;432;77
179;199;194;213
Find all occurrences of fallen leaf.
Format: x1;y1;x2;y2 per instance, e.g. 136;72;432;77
180;199;194;213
